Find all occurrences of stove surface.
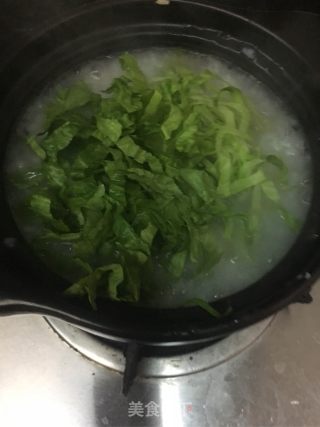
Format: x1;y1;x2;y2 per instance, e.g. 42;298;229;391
1;283;320;427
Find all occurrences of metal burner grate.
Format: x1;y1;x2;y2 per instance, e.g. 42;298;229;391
46;316;275;379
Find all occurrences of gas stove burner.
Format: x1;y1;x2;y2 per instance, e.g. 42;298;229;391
46;316;275;378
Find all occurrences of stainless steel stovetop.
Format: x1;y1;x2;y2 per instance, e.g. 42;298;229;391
1;283;320;427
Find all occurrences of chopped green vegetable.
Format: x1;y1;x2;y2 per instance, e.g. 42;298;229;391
65;263;124;309
184;298;221;318
22;52;295;308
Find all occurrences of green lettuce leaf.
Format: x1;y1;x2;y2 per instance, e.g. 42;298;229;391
21;52;295;309
64;263;124;308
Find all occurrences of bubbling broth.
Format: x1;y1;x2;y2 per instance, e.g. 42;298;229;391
6;49;312;308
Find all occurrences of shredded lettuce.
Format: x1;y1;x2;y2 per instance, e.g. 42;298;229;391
23;53;295;309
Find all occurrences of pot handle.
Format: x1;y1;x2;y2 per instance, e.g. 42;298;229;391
291;290;313;304
0;299;23;316
0;294;40;316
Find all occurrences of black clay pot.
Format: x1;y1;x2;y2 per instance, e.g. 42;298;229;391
1;0;320;346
